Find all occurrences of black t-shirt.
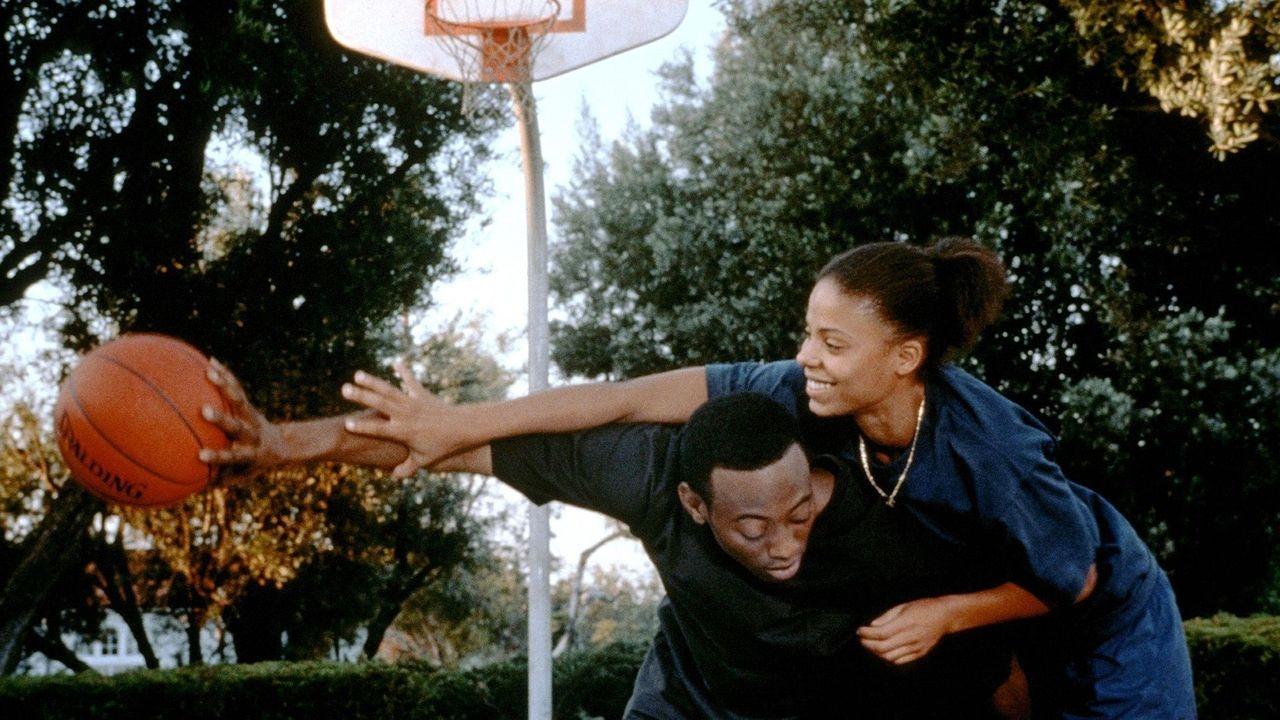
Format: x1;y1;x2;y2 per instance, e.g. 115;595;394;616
492;425;1011;719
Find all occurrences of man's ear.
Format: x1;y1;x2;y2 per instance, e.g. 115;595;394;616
677;482;709;525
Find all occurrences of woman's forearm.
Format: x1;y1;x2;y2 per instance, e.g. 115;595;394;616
450;367;708;448
275;414;493;475
942;583;1051;635
945;566;1098;634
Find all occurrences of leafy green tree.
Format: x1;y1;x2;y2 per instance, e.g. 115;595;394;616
1;0;501;671
554;565;660;655
1062;0;1280;156
0;401;101;674
1057;310;1280;614
549;0;1280;615
217;318;513;663
389;541;531;666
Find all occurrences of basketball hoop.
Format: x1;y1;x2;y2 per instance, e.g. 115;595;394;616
321;4;689;718
425;0;562;115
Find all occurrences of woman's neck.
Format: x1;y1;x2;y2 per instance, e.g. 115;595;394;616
855;381;926;449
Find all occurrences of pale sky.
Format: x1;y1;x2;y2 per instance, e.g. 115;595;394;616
423;3;726;575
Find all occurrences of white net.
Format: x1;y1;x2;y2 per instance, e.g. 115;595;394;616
425;0;562;115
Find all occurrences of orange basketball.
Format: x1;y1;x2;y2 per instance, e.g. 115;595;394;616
53;334;230;507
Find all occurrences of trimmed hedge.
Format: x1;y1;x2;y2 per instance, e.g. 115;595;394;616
1185;614;1280;720
2;617;1277;719
0;642;647;720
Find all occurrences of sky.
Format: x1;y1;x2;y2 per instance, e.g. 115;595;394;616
421;3;726;575
426;2;724;343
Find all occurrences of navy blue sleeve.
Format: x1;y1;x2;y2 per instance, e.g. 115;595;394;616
996;453;1101;608
705;360;806;415
489;425;676;532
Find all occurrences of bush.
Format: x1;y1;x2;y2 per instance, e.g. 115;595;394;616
2;621;1278;719
0;642;647;720
1185;615;1280;720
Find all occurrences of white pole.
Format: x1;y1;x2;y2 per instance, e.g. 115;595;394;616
510;79;553;720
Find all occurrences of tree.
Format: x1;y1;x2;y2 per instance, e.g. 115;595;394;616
1056;310;1280;614
1;0;501;671
216;318;513;663
346;472;489;660
0;399;102;674
86;526;160;669
549;0;1280;614
387;531;660;667
1062;0;1280;156
553;522;630;658
555;566;660;654
388;541;530;666
123;469;343;665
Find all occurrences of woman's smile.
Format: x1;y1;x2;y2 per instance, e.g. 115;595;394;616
805;376;836;397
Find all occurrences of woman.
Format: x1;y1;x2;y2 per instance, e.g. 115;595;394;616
336;238;1193;718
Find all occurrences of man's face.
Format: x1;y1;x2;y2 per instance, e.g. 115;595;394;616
679;444;817;583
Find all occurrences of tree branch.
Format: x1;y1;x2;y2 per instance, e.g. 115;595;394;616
0;484;101;674
27;627;96;675
553;528;628;657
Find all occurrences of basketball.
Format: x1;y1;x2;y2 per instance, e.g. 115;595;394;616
53;334;229;507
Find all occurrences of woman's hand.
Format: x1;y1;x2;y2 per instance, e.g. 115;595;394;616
199;359;287;484
340;360;462;478
856;596;959;665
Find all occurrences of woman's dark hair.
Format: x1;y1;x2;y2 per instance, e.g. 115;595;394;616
679;393;801;504
817;237;1009;369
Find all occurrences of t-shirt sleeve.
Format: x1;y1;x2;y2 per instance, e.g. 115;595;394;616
705;360;806;415
489;425;673;530
992;452;1101;609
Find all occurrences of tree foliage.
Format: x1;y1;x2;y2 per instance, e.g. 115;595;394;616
549;0;1280;615
0;402;104;674
3;0;500;402
1062;0;1280;156
553;565;659;655
2;0;506;672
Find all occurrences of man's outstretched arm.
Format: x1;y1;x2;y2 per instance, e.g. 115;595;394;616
199;359;410;481
198;358;659;528
203;355;702;484
432;445;493;475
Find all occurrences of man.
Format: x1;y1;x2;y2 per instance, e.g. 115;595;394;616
201;365;1017;718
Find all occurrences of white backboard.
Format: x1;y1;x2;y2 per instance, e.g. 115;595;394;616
324;0;690;83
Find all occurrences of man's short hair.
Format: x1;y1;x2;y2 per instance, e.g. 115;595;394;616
678;393;802;503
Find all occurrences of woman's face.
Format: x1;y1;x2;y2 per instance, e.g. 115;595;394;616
796;278;914;417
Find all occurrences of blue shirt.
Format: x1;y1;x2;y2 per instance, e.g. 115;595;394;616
707;360;1160;637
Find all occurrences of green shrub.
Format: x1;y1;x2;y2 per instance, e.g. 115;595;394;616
1185;614;1280;720
0;643;647;720
2;620;1277;719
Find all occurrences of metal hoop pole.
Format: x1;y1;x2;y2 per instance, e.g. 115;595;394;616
510;78;553;720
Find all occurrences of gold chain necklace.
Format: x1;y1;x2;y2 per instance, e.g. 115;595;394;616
857;395;926;508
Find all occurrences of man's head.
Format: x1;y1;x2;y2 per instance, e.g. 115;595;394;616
677;394;816;583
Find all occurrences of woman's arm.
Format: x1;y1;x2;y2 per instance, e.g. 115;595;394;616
341;362;707;477
200;359;705;480
947;565;1097;633
857;567;1098;665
